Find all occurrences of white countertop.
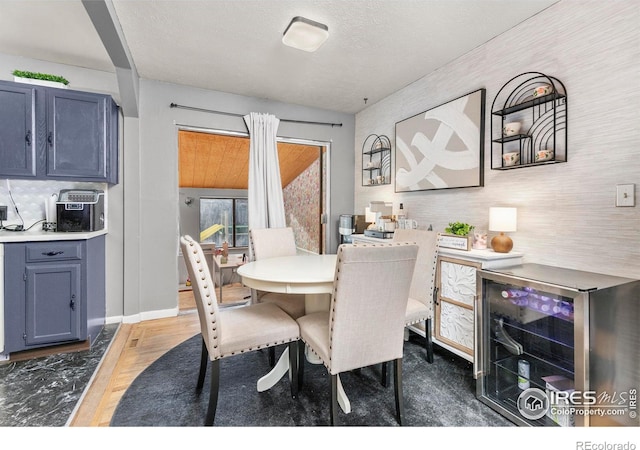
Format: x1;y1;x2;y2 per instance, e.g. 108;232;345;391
350;233;523;268
0;228;107;243
438;246;523;261
349;234;395;244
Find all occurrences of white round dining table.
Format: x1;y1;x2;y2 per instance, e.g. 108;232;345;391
237;254;336;294
237;253;351;413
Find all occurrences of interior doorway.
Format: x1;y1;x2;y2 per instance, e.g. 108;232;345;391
176;128;329;305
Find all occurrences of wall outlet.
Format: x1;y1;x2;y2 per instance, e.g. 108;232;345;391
616;184;635;207
0;205;7;221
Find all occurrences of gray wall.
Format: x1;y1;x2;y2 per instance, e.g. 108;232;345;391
134;79;355;319
355;0;640;279
0;53;355;321
8;0;636;321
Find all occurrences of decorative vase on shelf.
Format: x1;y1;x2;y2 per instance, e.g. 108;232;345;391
221;241;229;264
472;230;488;250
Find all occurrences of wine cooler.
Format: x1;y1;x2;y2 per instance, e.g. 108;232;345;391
476;263;640;427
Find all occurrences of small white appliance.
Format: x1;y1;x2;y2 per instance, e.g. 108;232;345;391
339;214;355;236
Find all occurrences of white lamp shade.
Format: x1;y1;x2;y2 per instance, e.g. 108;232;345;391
489;207;517;232
365;207;377;223
282;16;329;52
369;201;393;216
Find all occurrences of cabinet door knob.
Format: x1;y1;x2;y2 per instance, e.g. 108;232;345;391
25;130;31;146
70;295;76;311
42;251;64;256
48;131;53;146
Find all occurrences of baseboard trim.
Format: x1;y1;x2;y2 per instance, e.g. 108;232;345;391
117;307;179;325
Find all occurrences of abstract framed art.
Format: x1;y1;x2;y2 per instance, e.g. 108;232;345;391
395;88;486;192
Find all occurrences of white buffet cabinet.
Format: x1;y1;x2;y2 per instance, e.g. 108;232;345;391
349;234;523;377
435;247;522;377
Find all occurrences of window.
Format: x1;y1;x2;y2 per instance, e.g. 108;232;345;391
199;198;248;248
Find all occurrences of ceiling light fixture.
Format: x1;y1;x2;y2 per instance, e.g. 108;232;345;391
282;16;329;52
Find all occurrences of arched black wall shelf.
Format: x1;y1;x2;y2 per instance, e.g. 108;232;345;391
491;72;567;169
362;134;391;186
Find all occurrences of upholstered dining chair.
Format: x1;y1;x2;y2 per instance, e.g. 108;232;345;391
379;229;440;387
180;235;300;426
297;243;418;425
393;228;440;362
249;227;306;365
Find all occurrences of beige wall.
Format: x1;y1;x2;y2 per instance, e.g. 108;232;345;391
355;0;640;279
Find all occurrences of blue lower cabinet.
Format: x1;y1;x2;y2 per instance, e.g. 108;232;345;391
3;236;105;353
25;263;82;346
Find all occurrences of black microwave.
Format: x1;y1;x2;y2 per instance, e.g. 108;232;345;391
56;189;105;232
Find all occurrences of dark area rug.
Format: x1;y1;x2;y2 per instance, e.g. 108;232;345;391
111;333;514;427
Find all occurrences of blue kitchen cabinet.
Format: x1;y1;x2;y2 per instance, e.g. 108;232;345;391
25;261;82;346
0;82;37;177
0;79;119;184
46;89;118;183
3;236;105;353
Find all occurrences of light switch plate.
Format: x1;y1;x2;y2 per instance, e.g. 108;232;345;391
616;184;635;207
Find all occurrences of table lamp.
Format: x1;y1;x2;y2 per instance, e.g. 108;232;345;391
369;201;393;216
365;206;378;229
368;201;392;230
489;207;517;253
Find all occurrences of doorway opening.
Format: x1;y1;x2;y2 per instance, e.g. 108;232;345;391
177;127;329;308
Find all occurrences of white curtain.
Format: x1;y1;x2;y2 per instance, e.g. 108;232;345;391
244;112;286;231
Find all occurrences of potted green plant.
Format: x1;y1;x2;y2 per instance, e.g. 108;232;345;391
12;70;69;88
444;222;474;236
441;221;475;251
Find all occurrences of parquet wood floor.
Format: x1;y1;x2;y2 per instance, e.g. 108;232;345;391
70;285;250;426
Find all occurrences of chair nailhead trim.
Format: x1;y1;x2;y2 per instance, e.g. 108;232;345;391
214;336;301;360
184;236;222;352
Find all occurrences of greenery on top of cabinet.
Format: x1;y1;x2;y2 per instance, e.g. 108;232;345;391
12;69;69;85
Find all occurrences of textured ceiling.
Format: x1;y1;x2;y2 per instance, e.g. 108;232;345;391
0;0;558;114
0;1;114;72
